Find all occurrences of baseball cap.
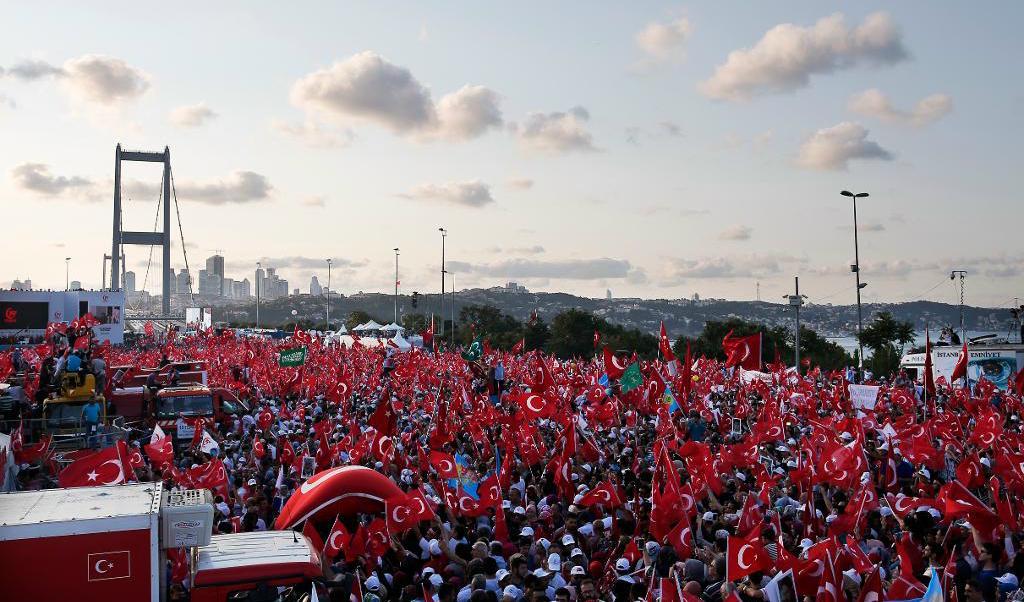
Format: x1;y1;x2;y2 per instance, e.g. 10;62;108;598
548;553;561;571
571;547;585;558
996;573;1019;588
520;526;535;538
645;541;660;554
702;511;716;521
514;506;527;515
496;569;510;582
561;534;575;546
429;574;443;587
615;558;630;572
571;565;586;576
503;585;522;599
365;575;381;591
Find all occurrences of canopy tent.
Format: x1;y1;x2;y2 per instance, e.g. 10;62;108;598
390;333;412;350
352;320;384;332
334;324;348;334
381;322;405;333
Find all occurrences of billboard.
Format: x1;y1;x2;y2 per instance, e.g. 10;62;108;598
903;347;1021;390
74;291;125;345
0;301;50;330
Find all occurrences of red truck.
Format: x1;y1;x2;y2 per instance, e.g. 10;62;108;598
0;482;323;601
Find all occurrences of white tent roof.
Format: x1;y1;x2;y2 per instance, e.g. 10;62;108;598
334;324;348;334
381;322;404;331
353;320;384;331
390;333;412;349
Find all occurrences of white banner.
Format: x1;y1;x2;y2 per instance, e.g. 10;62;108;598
849;384;880;410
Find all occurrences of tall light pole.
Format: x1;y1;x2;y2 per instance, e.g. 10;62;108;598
950;270;967;346
450;272;455;345
326;258;332;331
784;276;807;371
65;257;71;290
438;227;447;337
255;261;261;330
840;190;869;368
393;248;400;324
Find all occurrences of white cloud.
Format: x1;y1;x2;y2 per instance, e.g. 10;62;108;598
169;102;218;127
511;106;597;153
662;255;787;283
302;196;326;207
398;180;494;208
61;55;149;103
10;163;95;198
796;121;893;170
3;54;149;105
127;172;272;205
700;12;908;101
433;85;503;141
719;225;753;241
636;17;693;62
290;51;502;141
271;118;354;148
848;89;952;126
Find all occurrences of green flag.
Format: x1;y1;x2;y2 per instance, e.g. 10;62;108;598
461;337;483;362
279;346;307;367
620;362;643;392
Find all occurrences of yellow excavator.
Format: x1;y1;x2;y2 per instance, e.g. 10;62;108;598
41;372;108;444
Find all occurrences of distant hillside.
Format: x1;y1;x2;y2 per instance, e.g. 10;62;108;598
208;288;1020;339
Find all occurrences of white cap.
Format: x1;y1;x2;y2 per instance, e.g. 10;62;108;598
548;553;561;571
800;538;813;551
496;569;510;581
997;573;1020;588
503;585;522;599
538;537;551;549
615;557;630;572
645;541;660;554
703;511;716;521
843;569;862;586
880;507;894;518
981;457;991;467
735;472;746;482
571;547;585;558
514;506;527;515
520;526;535;538
571;565;586;576
429;573;443;587
561;534;575;546
927;508;942;519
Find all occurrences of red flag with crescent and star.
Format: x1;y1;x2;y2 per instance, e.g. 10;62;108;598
58;441;130;488
726;528;772;581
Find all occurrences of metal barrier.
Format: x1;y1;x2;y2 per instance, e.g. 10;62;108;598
0;416;138;453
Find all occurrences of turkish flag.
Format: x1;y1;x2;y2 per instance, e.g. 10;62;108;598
665;516;693;560
145;435;174;466
603;347;627;379
429;451;459;479
323;517;350;561
951;342;969;383
726;529;772;581
302;519;325;554
87;550;132;581
365;518;390;556
257;408;274;431
59;441;129;488
189;458;230;499
385;494;422;533
814;550;841;602
511;338;525;354
578;480;623;508
516;391;555;420
456;488;489;517
127;447;146;471
854;567;882;602
659;322;676;362
722;331;762;371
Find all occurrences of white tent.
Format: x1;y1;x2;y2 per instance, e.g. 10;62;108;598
334;324;348;334
390;333;412;350
381;322;405;333
353;320;384;332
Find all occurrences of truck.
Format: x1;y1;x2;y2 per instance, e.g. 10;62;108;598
0;482;323;601
152;384;248;446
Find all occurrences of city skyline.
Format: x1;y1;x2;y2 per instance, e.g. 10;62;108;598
1;3;1021;309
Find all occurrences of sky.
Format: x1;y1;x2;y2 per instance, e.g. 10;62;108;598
1;2;1021;309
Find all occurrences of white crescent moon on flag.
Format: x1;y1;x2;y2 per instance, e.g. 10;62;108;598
680;493;694;513
329;529;346;551
99;459;125;485
412;497;426;515
737;544;755;570
526;395;546;414
459;496;474;512
438;459;454;474
94;560;112;574
392;505;411;523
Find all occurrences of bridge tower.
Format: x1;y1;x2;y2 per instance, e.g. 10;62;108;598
110;144;173;314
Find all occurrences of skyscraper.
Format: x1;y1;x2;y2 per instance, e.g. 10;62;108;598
205;254;225;296
124;271;136;294
310;276;322;296
176;269;192;297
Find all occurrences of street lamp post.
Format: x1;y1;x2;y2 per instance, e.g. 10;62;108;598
326;258;332;331
950;269;967;343
450;272;455;345
841;190;870;368
255;261;261;330
784;276;807;371
65;257;71;291
393;248;400;325
438;227;447;337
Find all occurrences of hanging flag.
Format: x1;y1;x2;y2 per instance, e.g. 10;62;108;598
620;363;643;393
951;341;969;384
279;347;307;367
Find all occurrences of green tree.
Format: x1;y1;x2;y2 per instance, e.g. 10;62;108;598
401;313;428;334
857;311;915;378
457;304;523;349
523;316;551;352
548;309;604;359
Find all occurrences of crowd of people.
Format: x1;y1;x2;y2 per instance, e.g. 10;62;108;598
3;324;1024;602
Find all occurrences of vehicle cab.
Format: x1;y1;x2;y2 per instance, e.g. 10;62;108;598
191;530;323;602
154;385;248;444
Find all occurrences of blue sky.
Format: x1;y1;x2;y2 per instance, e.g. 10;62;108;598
1;2;1021;308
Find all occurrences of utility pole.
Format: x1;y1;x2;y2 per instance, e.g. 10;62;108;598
393;248;400;324
438;227;447;338
840;190;870;367
450;272;455;345
784;276;806;371
951;270;967;346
